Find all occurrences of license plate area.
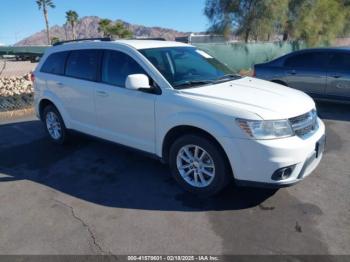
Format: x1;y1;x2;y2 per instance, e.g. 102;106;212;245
315;135;326;158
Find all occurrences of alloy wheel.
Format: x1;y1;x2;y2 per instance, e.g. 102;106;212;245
176;144;215;188
46;111;62;140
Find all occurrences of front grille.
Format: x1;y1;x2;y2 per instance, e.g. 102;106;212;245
289;110;318;137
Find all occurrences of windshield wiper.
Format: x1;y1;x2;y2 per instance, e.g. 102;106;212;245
173;80;214;89
214;74;242;83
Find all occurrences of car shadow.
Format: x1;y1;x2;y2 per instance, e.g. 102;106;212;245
316;101;350;122
0;120;277;212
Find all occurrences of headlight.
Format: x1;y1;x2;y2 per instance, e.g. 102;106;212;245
236;118;294;139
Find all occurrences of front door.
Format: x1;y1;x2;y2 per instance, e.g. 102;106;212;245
94;50;156;153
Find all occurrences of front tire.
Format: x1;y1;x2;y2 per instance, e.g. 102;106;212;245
43;105;68;145
169;134;231;196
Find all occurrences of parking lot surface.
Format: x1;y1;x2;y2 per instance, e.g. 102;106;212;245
0;60;37;77
0;102;349;255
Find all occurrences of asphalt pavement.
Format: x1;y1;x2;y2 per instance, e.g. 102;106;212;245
0;102;349;255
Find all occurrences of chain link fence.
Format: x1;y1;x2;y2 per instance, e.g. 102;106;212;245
0;55;37;112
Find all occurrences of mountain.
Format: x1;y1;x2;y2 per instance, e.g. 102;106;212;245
15;16;190;46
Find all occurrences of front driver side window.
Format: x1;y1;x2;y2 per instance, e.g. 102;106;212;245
102;50;146;87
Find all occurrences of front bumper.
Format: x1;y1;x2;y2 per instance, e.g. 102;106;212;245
221;118;325;187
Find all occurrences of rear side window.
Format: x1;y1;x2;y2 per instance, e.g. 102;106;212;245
41;52;68;75
284;52;328;69
102;50;146;87
65;50;101;81
328;52;350;70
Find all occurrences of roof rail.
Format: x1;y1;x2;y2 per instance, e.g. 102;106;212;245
53;37;113;46
132;37;166;41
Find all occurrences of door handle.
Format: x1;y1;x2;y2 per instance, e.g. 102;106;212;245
56;82;64;88
96;90;109;97
331;74;342;79
287;70;296;75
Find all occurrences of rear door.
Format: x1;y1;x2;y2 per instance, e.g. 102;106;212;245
63;49;102;131
326;51;350;99
283;51;328;95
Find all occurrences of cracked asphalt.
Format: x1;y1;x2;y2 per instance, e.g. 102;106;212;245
0;101;349;255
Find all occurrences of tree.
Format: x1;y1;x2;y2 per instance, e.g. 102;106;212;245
204;0;349;45
341;0;350;36
98;19;112;37
286;0;346;46
36;0;55;45
65;10;79;40
253;0;289;41
107;22;133;39
205;0;289;42
98;19;133;39
51;36;60;44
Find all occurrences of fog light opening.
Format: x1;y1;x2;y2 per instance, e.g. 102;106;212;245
272;165;295;181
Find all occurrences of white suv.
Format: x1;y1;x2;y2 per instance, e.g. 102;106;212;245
33;39;326;196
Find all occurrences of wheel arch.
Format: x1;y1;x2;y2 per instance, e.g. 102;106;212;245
38;99;55;121
161;125;233;177
38;95;71;128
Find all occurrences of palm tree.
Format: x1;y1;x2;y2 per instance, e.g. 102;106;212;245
98;19;133;39
98;19;112;37
36;0;55;45
65;10;79;40
51;36;60;45
107;22;133;39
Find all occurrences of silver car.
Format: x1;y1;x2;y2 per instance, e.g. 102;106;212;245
254;48;350;103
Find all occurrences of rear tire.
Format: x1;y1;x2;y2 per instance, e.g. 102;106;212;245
169;134;231;196
43;105;68;145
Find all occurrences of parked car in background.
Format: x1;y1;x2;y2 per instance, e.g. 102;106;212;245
33;39;325;196
254;48;350;103
15;54;41;63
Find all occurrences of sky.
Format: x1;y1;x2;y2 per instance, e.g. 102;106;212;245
0;0;209;45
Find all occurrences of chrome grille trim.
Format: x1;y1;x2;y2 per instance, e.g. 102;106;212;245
289;110;318;137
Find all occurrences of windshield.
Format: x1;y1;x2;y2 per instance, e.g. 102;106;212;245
140;47;240;89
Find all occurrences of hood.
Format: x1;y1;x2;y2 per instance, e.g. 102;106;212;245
180;77;315;120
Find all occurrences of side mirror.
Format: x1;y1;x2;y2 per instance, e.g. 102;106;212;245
125;74;151;90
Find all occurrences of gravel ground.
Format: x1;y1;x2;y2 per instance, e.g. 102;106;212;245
0;101;349;255
0;60;37;78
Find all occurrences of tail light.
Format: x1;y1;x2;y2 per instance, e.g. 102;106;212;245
30;72;35;82
252;68;256;77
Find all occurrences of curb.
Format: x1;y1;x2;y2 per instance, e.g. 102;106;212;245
0;107;35;121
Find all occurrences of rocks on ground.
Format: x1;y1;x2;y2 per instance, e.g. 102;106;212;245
0;73;34;112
